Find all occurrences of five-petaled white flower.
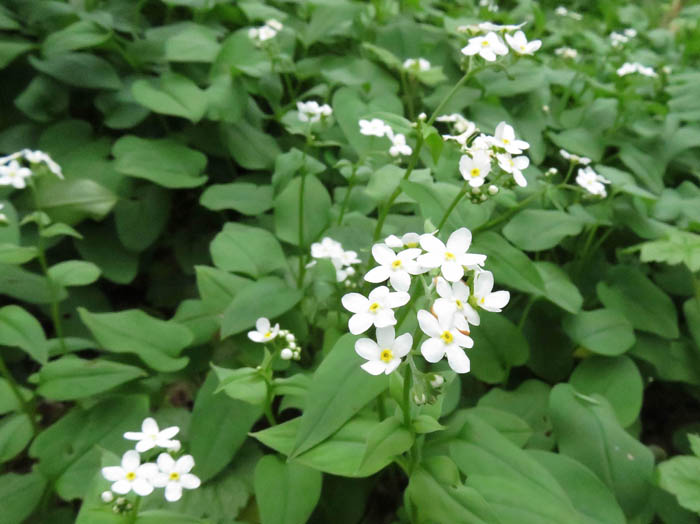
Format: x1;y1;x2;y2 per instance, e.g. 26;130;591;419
417;228;486;282
297;100;332;123
124;417;180;453
359;118;391;137
342;286;410;335
473;270;510;313
576;166;610;197
22;149;63;178
388;133;412;157
496;153;530;187
459;152;492;187
491;122;530;154
559;149;591;165
384;232;421;249
0;160;32;188
355;326;412;375
434;277;480;328
417;308;473;373
461;31;508;62
153;453;201;502
505;31;541;55
248;317;280;343
101;450;158;496
364;244;423;292
403;58;431;72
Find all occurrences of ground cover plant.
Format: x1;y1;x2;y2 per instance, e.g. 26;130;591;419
1;0;700;522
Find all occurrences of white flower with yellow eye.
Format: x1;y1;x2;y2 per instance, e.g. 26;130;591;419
417;306;472;373
417;228;486;282
505;31;541;55
101;450;158;496
461;32;508;62
153;453;200;502
364;244;423;292
472;270;510;312
384;232;421;249
0;160;32;189
576;166;610;197
247;317;280;343
434;277;480;328
124;417;180;452
341;286;409;335
459;152;491;187
496;152;529;187
355;326;412;375
491;122;529;154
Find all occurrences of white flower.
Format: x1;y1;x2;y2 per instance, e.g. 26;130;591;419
403;58;431;71
0;151;22;165
359;118;391;137
459;152;491;187
434;277;480;328
384;232;421;249
417;309;472;373
167;440;181;453
492;122;529;154
247;317;280;343
473;270;510;312
0;160;32;188
297;100;332;123
461;31;508;62
266;19;283;31
341;285;410;335
609;32;629;48
124;417;180;453
101;491;114;503
21;149;63;178
153;453;201;502
311;237;344;259
477;22;526;33
624;28;637;38
364;244;423;292
101;450;158;496
505;31;541;55
496;153;529;187
559;148;591;165
555;6;582;20
576;166;610;197
617;62;657;78
417;228;486;282
388;133;412;157
436;114;476;135
554;47;578;59
355;326;412;375
249;20;282;43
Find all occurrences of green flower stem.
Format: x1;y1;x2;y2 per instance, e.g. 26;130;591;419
473;189;544;233
436;180;469;231
127;496;141;524
336;164;358;226
400;70;416;121
296;129;313;288
402;358;413;427
259;347;277;426
0;354;38;433
517;296;537;330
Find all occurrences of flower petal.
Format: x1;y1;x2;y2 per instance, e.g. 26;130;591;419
375;326;395;349
420;234;445;254
389;271;411;292
446;347;471;373
132;478;154;497
159;426;180;440
393;332;413;357
180;473;201;490
435;277;451;299
421;338;446;363
122;450;141;470
142;417;159;434
483;290;510;311
255;317;270;333
342;293;367;313
157;452;175;473
355;337;380;361
248;331;265;343
474;270;494;297
101;467;124;482
176;455;195;474
361;360;387;375
447;228;471;254
165;482;183;502
417;309;441;338
374;309;397;328
417;252;441;269
397;248;421;261
384;359;401;374
364;266;390;284
135;439;155;453
124;431;144;441
349;313;373;335
372;244;396;266
111;480;132;495
385;291;410;308
441;260;464;282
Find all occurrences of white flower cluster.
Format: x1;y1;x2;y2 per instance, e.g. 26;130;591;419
247;317;301;360
559;149;610;197
616;62;657;78
343;228;509;374
248;19;282;43
358;118;412;157
559;148;591;166
460;23;541;61
554;6;583;20
610;29;637;48
403;58;431;72
0;149;63;188
554;47;578;60
297;100;332;123
101;418;200;504
440;120;530;188
310;237;361;283
478;0;499;13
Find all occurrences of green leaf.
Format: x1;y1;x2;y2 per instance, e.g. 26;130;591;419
0;38;34;69
534;262;583;314
289;334;389;459
78;308;192;372
569;356;642;427
48;260;101;287
0;264;66;305
113;135;208;188
359;415;414;472
471;232;545;295
597;266;679;339
466;407;533;448
0;305;48;364
34;178;117;224
189;373;261;482
562;309;635;356
469;313;529;384
29;53;121;90
274;175;332;247
0;471;47;524
213;365;267;405
33;356;146;400
549;384;655;518
220;120;281;170
254;455;322;524
210;222;286;278
503;210;584;251
548;128;604;162
639;230;700;272
114;185;172;251
200;182;273;215
194;265;251;311
41;223;82;239
0;378;32;416
658;455;700;515
0;243;38;265
132;73;207;122
0;413;32;463
42;20;110;56
221;277;302;338
165;24;221;63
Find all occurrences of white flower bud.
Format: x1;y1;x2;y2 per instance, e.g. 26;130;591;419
480;194;487;202
471;186;481;195
413;393;427;405
285;334;295;342
430;374;445;388
293;350;301;360
542;105;550;112
101;491;114;503
418;112;427;121
167;440;181;452
280;348;294;360
488;185;499;195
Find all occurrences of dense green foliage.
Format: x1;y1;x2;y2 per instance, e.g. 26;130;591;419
1;0;700;522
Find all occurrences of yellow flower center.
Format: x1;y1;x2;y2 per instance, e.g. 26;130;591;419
126;472;136;481
406;242;418;248
470;168;480;177
440;331;453;344
380;349;393;363
503;138;510;144
481;40;489;46
169;472;180;481
263;331;272;338
479;297;485;305
455;299;463;310
445;251;455;260
369;302;380;313
391;259;402;269
520;45;526;51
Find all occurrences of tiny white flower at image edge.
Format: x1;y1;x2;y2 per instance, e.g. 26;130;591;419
124;417;180;452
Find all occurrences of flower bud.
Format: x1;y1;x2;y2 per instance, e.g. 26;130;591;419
488;185;498;195
413;392;427;405
101;491;114;503
168;440;181;453
285;333;295;342
430;374;445;388
471;186;481;195
280;348;294;360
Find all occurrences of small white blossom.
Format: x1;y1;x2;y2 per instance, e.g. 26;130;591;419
0;161;32;189
124;417;180;453
559;149;591;165
359;118;391;137
491;122;529;154
248;19;282;43
341;286;410;335
364;244;424;292
280;348;294;360
21;149;63;178
554;47;578;59
417;308;472;373
247;317;280;343
461;31;508;62
101;450;158;497
434;277;480;328
496;152;529;187
355;326;412;375
384;232;421;249
473;270;510;313
417;228;486;282
436;114;476;135
505;31;541;55
297;100;332;123
459;152;491;187
403;58;431;72
555;6;583;20
477;22;525;33
388;132;412;157
311;237;343;259
266;19;283;31
153;453;201;502
616;62;657;78
430;374;445;388
576;166;610;197
101;491;114;503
